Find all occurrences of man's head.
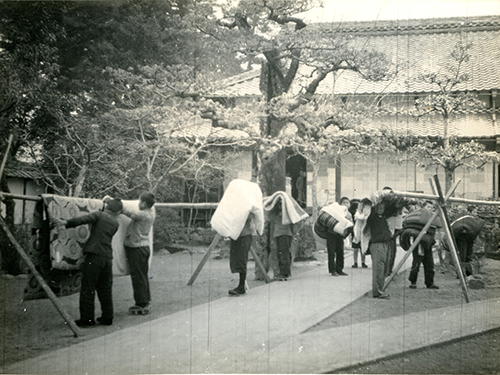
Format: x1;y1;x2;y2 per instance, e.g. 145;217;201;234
375;202;385;215
467;205;478;215
339;196;350;207
422;200;434;211
106;198;123;214
139;192;155;209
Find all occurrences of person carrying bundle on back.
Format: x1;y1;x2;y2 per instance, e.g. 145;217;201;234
401;200;442;290
314;197;353;276
210;179;265;296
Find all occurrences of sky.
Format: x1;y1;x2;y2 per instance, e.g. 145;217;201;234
302;0;500;23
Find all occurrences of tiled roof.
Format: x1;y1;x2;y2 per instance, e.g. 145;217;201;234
4;161;42;179
367;112;497;138
169;117;253;142
210;16;500;97
211;70;261;97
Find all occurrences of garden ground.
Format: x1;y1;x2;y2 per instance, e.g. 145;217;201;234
1;245;500;373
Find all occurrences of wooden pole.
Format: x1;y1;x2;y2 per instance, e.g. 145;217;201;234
0;216;82;336
0;134;14;181
391;190;500;207
249;244;272;284
430;176;470;303
187;233;272;286
187;233;222;286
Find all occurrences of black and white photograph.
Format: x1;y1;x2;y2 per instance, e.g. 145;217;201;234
1;0;500;373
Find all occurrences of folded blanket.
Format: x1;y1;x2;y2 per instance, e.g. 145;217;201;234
400;228;435;250
451;215;485;239
262;191;308;225
211;179;264;240
315;202;353;237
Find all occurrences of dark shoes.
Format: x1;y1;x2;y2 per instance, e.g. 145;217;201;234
409;283;417;289
352;263;358;268
362;263;368;268
228;287;246;296
75;319;95;327
427;284;440;289
97;317;113;326
337;271;348;276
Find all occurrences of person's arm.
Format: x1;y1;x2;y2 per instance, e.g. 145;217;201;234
64;212;99;228
121;207;149;221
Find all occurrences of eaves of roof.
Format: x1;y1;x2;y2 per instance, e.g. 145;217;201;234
4;161;42;179
169;117;256;144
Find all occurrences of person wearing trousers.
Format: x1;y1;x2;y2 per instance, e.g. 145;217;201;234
408;201;440;289
54;198;123;327
366;201;392;299
326;197;351;276
121;192;156;315
228;214;255;295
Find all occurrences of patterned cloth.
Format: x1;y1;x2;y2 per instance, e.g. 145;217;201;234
43;195;153;275
43;194;103;271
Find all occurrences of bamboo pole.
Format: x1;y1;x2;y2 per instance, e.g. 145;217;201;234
391;190;500;207
0;216;82;336
430;176;470;303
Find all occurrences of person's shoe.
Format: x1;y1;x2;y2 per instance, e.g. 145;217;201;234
337;271;348;276
362;263;368;268
75;319;95;327
331;272;339;276
274;274;287;281
129;305;150;315
375;294;390;299
409;283;417;289
228;286;246;296
427;284;440;289
352;263;358;268
96;317;113;326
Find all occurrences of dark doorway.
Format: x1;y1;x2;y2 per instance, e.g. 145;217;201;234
286;153;307;206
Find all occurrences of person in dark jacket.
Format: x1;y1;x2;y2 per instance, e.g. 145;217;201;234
366;201;392;299
53;198;123;327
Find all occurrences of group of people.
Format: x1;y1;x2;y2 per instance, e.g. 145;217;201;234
315;189;483;300
52;192;156;328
